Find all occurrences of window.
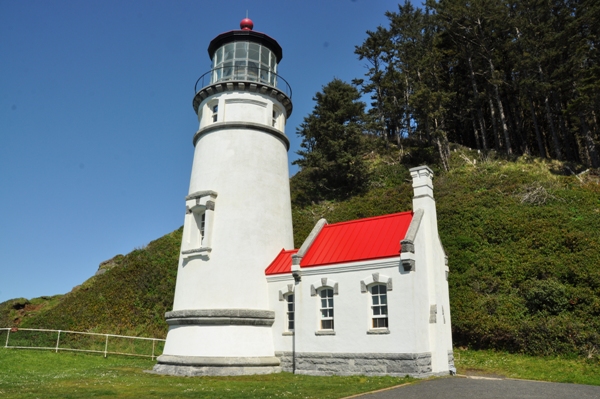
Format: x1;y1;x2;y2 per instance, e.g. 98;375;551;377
371;285;388;329
199;212;206;237
181;192;217;257
319;288;334;330
183;208;203;251
285;293;294;331
272;109;277;127
212;104;218;122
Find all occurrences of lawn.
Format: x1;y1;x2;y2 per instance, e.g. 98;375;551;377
0;349;411;399
454;348;600;386
2;348;599;399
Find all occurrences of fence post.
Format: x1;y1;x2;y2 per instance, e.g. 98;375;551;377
104;334;109;358
55;330;61;353
4;329;9;348
151;339;156;360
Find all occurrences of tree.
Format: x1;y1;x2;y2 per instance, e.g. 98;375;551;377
293;79;369;203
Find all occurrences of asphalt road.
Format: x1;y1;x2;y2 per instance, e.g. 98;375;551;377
356;377;600;399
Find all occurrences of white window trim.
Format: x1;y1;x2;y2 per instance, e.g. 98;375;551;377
309;278;338;334
317;287;335;333
360;272;392;293
369;283;389;331
361;273;392;334
181;191;217;258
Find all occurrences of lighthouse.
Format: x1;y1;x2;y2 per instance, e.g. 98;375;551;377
154;18;294;376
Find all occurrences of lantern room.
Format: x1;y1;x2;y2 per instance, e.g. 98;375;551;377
192;18;292;120
207;21;282;86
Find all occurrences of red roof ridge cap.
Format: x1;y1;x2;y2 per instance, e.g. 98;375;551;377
324;211;413;228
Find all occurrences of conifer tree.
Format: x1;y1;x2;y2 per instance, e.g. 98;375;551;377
352;0;599;167
293;79;369;202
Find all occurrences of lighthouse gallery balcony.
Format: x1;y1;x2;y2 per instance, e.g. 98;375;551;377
193;36;292;116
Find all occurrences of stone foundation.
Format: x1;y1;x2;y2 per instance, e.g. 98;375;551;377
153;355;281;376
448;350;456;374
275;351;435;377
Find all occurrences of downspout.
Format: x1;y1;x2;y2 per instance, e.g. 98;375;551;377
290;218;327;374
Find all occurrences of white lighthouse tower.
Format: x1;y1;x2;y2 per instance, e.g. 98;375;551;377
154;18;294;376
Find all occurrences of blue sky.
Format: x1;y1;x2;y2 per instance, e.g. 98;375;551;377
0;0;410;304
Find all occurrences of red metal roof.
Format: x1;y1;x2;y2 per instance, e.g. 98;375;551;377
265;249;298;275
265;212;413;275
301;212;413;267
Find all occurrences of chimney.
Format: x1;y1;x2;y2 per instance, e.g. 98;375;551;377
410;165;434;202
409;165;439;252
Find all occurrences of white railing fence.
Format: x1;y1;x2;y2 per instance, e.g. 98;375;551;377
0;327;165;360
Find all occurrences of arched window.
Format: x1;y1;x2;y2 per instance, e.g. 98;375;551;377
370;284;388;329
319;288;334;330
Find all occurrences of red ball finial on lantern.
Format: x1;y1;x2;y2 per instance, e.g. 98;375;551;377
240;17;253;31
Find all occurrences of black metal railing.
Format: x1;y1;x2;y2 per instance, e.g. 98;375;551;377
194;66;292;99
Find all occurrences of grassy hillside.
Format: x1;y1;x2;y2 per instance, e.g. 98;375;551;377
439;155;600;356
0;228;182;338
1;146;599;358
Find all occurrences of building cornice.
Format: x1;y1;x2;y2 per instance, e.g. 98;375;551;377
165;309;275;327
266;258;400;282
208;30;283;62
193;81;292;117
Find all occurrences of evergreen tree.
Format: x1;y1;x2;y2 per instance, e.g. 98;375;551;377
352;0;599;167
293;79;369;203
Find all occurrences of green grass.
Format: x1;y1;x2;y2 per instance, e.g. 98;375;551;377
3;348;600;399
454;348;600;386
0;349;412;399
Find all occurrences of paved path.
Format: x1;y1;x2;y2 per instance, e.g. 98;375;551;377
356;377;600;399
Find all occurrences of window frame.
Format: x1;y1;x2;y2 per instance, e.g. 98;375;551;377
181;192;217;258
318;288;334;331
284;292;294;332
272;108;278;128
370;284;389;330
212;104;218;123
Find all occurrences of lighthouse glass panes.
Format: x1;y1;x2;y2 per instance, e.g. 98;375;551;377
371;285;388;329
211;42;277;86
319;288;334;330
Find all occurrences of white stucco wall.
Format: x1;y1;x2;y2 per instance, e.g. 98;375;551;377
172;90;294;312
162;324;276;358
267;257;435;355
411;166;453;373
198;91;286;132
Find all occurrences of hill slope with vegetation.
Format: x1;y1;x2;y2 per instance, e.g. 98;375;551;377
0;229;182;338
2;148;599;357
292;145;600;357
